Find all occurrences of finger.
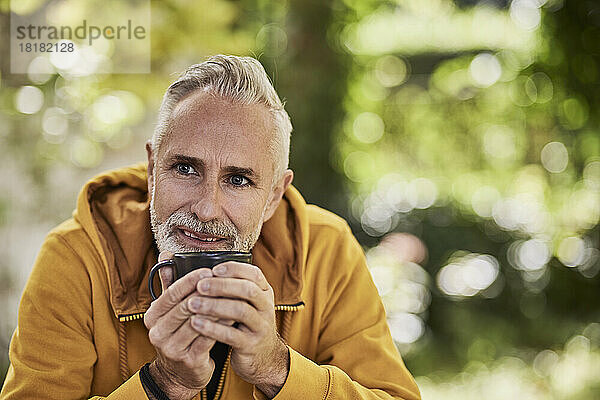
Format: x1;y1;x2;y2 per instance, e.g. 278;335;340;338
152;291;199;336
191;317;247;349
145;268;213;325
176;320;216;357
156;251;175;291
188;296;262;332
197;278;271;311
212;262;270;291
189;336;216;370
158;251;174;262
196;316;234;325
159;266;174;290
151;318;213;362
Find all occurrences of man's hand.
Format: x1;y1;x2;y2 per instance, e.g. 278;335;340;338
143;251;216;400
188;261;290;398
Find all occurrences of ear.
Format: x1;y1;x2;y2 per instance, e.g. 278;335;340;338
146;140;154;195
263;169;294;222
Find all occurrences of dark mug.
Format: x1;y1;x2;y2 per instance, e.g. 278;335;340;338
148;251;252;300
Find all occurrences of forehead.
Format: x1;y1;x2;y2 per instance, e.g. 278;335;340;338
160;90;275;169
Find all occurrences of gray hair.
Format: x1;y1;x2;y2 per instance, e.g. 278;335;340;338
151;55;292;182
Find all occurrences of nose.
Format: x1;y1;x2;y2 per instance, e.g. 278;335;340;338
191;180;223;222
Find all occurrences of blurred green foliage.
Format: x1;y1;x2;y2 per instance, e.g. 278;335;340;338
1;0;599;398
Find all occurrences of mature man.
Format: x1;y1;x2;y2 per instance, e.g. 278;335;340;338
0;55;420;400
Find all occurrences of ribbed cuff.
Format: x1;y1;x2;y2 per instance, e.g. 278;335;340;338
140;363;171;400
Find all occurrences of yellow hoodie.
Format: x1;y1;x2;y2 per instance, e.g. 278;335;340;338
0;163;420;400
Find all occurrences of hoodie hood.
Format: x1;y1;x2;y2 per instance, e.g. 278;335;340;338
73;162;308;320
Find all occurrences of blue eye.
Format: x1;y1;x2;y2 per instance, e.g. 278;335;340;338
229;175;249;186
175;163;195;175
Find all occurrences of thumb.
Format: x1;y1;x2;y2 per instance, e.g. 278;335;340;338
158;251;174;290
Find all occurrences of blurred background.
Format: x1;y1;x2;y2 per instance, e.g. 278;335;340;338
1;0;599;398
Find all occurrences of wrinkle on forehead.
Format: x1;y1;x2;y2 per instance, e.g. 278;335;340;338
175;90;271;132
163;91;274;148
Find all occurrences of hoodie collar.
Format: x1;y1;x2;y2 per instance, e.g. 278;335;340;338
73;162;307;320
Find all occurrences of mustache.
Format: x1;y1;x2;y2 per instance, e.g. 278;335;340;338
163;211;238;238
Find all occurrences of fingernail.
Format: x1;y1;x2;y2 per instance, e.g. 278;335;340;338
198;268;212;279
189;298;201;311
200;280;210;292
192;317;205;328
158;251;174;262
213;264;226;275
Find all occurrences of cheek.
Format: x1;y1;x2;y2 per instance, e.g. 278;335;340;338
153;176;190;218
222;192;268;231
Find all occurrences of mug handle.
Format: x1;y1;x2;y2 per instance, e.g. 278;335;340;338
148;259;175;300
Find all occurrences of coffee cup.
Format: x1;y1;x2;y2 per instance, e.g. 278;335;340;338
148;251;252;300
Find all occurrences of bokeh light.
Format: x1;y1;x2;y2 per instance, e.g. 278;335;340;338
70;137;103;168
367;238;431;350
527;72;553;103
516;239;551;271
375;55;408;87
469;53;502;87
388;312;425;344
557;236;586;267
471;186;501;217
561;97;589;129
42;107;69;144
540;141;568;173
343;151;375;183
509;0;543;31
437;253;500;298
352;112;385;143
14;86;44;115
27;56;55;85
583;160;600;191
256;24;288;57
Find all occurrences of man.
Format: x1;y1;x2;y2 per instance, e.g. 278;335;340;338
0;55;420;400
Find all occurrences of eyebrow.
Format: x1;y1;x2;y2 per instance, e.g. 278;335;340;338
222;166;257;178
165;153;259;179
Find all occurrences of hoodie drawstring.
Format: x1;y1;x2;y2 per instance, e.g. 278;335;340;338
118;322;131;381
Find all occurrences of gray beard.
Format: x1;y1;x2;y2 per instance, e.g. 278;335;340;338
149;176;266;254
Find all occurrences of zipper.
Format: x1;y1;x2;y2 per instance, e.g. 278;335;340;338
118;312;145;322
201;347;232;400
200;302;304;400
274;302;305;312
